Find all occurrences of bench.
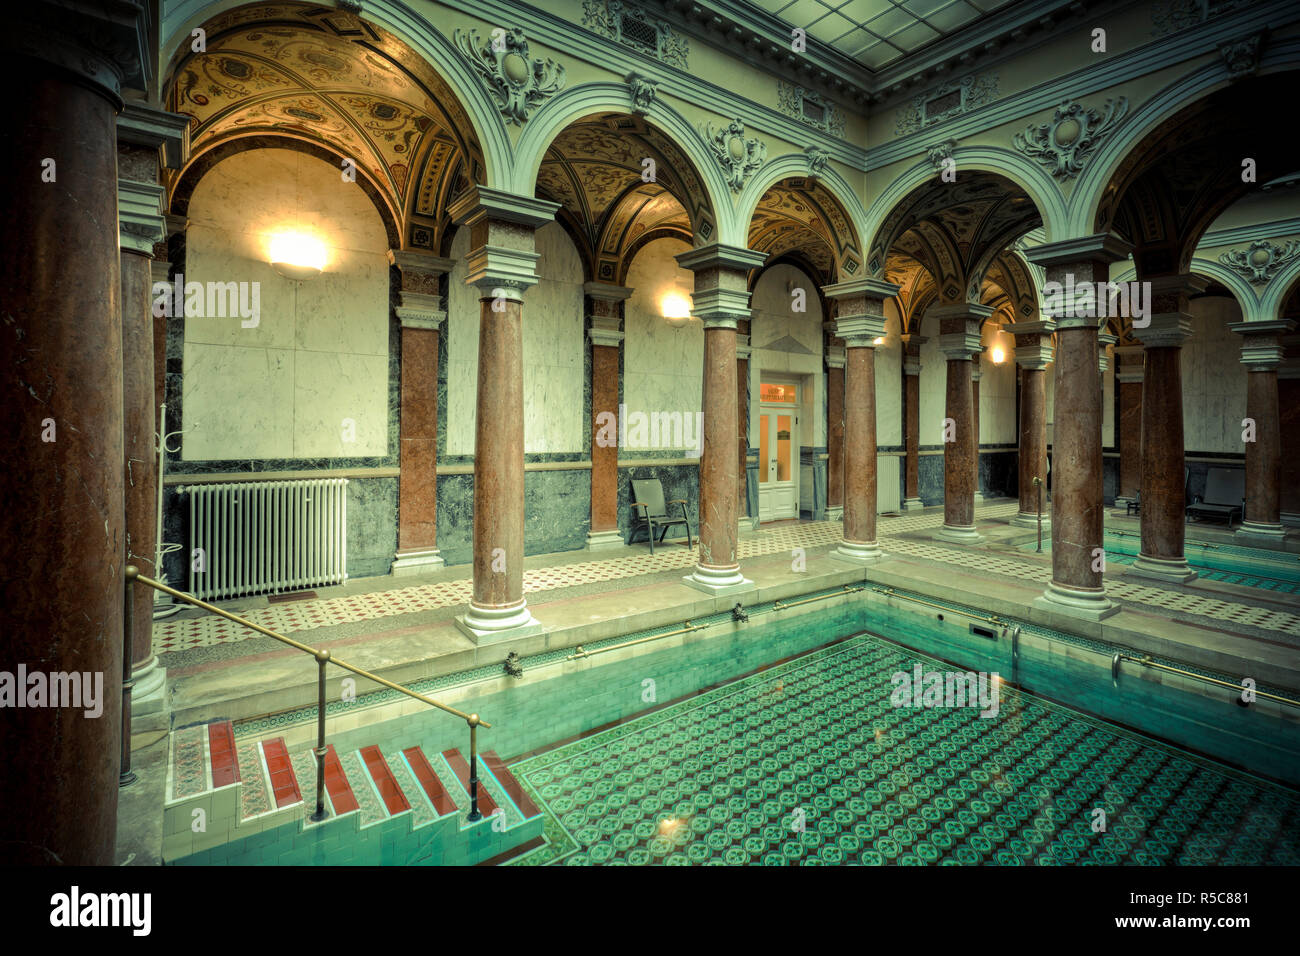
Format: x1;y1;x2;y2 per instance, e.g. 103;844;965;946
1186;467;1245;525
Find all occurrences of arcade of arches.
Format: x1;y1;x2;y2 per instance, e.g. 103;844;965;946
3;0;1300;866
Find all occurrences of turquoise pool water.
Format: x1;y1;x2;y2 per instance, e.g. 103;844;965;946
508;633;1300;865
1021;532;1300;594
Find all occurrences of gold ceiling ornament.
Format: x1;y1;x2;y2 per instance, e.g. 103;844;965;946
701;118;766;193
453;27;565;125
1012;97;1128;181
1219;240;1300;285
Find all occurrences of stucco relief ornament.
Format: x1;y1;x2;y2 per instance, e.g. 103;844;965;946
805;146;830;178
703;119;766;192
453;28;565;125
926;139;958;171
1219;34;1262;80
1012;97;1128;180
1219;240;1300;285
626;72;657;115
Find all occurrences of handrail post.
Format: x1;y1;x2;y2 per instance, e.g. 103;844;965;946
1033;476;1043;553
311;649;330;822
467;714;482;822
121;566;138;787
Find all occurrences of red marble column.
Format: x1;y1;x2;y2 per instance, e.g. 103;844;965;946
1025;235;1129;620
0;10;147;864
1011;321;1055;527
1113;345;1144;509
1280;359;1300;526
1130;276;1202;584
737;327;750;521
826;347;845;518
971;367;984;503
584;282;630;550
932;304;990;543
449;188;557;638
677;245;766;594
390;252;453;575
901;335;924;508
826;279;898;563
1230;319;1292;543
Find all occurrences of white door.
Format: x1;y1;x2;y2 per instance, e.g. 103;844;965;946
758;382;799;521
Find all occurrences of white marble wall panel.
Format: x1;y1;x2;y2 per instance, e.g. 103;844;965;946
182;149;389;460
623;238;703;450
977;323;1017;445
1183;296;1247;453
446;223;584;455
751;265;825;446
918;313;949;446
876;301;903;447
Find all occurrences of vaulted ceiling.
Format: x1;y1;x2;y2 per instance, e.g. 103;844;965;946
166;1;483;253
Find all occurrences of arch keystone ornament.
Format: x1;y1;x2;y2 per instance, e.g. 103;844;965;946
453;27;565;125
702;119;767;193
626;72;657;114
1013;97;1128;181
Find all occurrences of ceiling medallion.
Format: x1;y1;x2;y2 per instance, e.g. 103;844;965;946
453;27;565;125
702;119;766;193
1219;240;1300;285
1012;97;1128;180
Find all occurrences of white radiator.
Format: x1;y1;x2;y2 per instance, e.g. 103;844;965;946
182;479;348;600
877;455;901;513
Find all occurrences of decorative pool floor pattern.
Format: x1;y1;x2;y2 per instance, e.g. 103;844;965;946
506;634;1300;865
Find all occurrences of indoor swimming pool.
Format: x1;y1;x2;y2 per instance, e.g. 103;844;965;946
506;633;1300;866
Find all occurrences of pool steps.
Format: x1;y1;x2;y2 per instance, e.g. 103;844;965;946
163;718;544;864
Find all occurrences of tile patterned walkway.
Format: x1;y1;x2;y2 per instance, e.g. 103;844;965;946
153;501;1300;654
508;634;1300;866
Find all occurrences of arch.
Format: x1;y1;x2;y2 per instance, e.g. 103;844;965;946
1191;258;1264;323
862;146;1069;270
510;82;728;242
161;0;512;189
1068;37;1300;238
1259;254;1300;323
734;153;868;261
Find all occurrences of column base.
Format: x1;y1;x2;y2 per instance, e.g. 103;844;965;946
130;656;167;716
391;548;445;576
934;524;984;545
1281;511;1300;528
824;505;844;522
1235;521;1287;547
1128;554;1198;584
455;599;543;645
830;539;884;564
973;492;986;504
901;497;924;511
681;564;755;597
1011;511;1050;530
586;529;625;552
1033;581;1120;621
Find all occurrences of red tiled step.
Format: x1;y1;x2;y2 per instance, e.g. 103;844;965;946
322;745;360;815
403;747;458;816
360;745;410;815
261;739;301;808
441;748;497;817
482;751;541;820
207;720;239;788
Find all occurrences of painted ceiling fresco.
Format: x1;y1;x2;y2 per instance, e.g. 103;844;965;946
168;2;483;252
747;178;863;284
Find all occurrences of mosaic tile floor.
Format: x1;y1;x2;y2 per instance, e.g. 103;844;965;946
507;634;1300;866
153;501;1300;653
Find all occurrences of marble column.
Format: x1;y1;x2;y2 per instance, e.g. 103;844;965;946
825;345;845;521
931;304;991;543
736;329;752;522
825;279;898;563
1280;343;1300;527
1011;321;1055;528
448;187;557;640
118;105;183;716
390;252;454;574
1025;234;1130;621
971;366;984;503
1112;345;1144;510
901;335;924;509
0;1;150;866
1129;276;1202;584
585;282;631;550
676;244;766;595
1229;319;1293;544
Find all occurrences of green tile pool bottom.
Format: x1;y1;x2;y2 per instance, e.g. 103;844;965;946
506;633;1300;866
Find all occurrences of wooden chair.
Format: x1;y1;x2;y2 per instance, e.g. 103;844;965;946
627;478;693;555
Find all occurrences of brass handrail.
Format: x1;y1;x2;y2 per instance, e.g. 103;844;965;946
870;585;1005;627
125;567;492;821
1112;652;1300;708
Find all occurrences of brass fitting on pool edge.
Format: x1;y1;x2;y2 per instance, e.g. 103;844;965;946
503;651;524;678
732;602;749;623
